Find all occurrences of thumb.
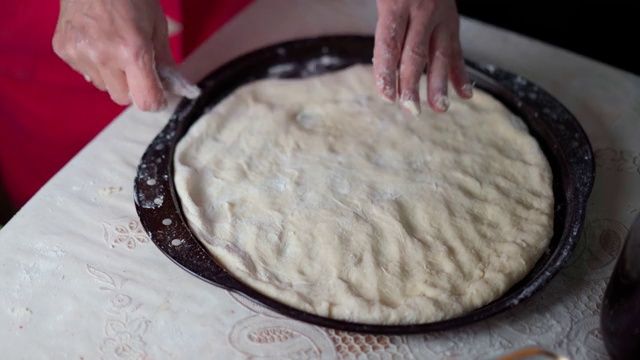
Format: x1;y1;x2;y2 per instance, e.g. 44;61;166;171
125;48;167;112
154;27;201;100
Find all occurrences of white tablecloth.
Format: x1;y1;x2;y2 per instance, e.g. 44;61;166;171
2;1;639;359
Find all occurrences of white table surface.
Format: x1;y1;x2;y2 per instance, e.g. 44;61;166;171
2;0;639;359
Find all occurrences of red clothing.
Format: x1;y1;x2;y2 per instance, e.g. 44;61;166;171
0;0;252;208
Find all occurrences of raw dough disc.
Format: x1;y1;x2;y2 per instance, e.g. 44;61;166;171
174;64;554;325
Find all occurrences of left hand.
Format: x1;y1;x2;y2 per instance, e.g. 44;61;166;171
52;0;183;111
373;0;473;115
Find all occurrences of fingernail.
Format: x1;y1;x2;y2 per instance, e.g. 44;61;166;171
402;99;420;116
376;70;396;103
377;83;396;103
435;94;450;112
462;83;474;98
400;92;420;116
380;93;394;103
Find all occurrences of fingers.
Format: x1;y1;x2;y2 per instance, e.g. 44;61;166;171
397;14;434;116
60;40;165;110
53;33;107;91
373;0;409;102
427;25;452;113
70;60;107;91
373;0;471;115
52;0;172;111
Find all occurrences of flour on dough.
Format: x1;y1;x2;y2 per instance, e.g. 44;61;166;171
174;64;554;325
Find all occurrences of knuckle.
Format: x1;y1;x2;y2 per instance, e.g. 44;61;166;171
51;35;64;55
52;36;74;60
407;0;434;16
399;49;428;80
108;88;131;106
120;39;150;62
88;48;110;67
433;48;452;61
417;1;435;15
407;45;429;61
111;94;131;106
380;36;402;57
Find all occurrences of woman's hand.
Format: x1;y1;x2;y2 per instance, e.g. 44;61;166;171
53;0;174;111
374;0;473;115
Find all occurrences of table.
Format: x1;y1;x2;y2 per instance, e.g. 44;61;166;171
2;1;639;358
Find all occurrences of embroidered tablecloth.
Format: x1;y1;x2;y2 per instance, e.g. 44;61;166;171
1;1;639;358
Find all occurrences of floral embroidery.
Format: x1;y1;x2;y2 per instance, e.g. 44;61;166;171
228;315;335;359
102;218;150;249
227;292;418;359
87;264;150;360
110;294;132;308
566;316;609;360
247;328;298;343
595;147;640;174
563;218;627;280
100;332;146;359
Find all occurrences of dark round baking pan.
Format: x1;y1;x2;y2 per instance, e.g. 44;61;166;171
133;35;595;334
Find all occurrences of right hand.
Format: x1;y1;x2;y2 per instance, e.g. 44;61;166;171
52;0;174;111
374;0;472;115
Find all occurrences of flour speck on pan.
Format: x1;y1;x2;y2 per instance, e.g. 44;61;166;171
173;64;555;325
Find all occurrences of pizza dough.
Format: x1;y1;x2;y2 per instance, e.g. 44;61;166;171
173;64;554;325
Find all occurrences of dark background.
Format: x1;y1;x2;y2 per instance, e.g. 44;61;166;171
457;0;639;75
